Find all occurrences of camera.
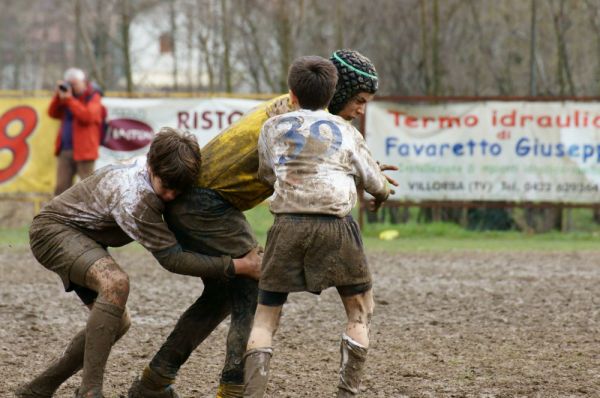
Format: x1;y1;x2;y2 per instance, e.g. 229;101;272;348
58;82;71;92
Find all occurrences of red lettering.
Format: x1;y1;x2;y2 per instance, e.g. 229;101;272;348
405;116;418;128
0;106;38;183
500;110;516;127
202;111;212;129
464;115;478;127
422;116;435;128
228;111;243;125
178;111;190;129
538;115;551;127
215;111;225;130
520;115;533;127
387;110;402;127
439;116;460;128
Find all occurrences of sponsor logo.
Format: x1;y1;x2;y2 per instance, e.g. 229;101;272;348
102;119;154;151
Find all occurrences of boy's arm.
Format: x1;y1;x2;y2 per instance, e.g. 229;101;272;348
351;129;390;203
257;122;276;186
116;198;259;280
152;245;235;280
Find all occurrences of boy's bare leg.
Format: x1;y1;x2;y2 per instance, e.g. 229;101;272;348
243;304;282;398
340;289;374;347
77;257;129;397
337;289;374;397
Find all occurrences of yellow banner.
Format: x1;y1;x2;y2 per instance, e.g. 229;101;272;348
0;98;58;194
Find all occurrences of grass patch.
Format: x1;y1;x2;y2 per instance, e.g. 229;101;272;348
0;226;29;247
3;205;600;252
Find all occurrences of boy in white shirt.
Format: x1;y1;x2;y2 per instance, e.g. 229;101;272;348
243;55;391;397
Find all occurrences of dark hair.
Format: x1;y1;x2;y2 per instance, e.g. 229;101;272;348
147;127;201;192
287;56;338;110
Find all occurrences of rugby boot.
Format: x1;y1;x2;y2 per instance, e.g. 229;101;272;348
242;348;273;398
337;334;368;397
74;388;105;398
128;366;179;398
14;384;51;398
216;383;244;398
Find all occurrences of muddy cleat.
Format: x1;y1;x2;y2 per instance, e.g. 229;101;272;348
128;377;179;398
14;384;51;398
73;388;105;398
243;348;273;398
337;334;368;397
216;383;244;398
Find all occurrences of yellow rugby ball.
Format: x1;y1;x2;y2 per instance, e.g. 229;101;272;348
378;230;399;240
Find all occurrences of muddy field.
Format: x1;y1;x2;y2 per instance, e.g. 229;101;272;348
2;246;600;397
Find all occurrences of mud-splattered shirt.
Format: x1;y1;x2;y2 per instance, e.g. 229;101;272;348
37;157;233;279
40;157;175;250
258;109;389;217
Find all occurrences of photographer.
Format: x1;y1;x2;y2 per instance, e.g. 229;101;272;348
48;68;104;196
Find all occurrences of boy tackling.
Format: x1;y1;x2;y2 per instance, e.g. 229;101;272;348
243;55;392;397
16;127;260;398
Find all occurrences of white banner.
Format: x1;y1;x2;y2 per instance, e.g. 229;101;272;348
365;101;600;203
98;97;262;169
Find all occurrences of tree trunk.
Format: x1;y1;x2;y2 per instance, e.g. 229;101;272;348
221;0;232;93
170;0;179;90
431;0;441;95
121;0;133;93
276;0;292;93
529;0;537;96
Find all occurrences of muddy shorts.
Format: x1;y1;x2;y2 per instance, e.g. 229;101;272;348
164;187;258;258
29;216;108;301
259;214;372;293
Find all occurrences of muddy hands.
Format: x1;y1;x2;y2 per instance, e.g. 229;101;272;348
232;247;263;280
369;163;399;211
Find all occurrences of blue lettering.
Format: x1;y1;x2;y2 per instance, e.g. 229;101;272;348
568;145;579;158
413;144;425;156
398;144;410;156
385;137;397;156
583;145;594;162
453;143;464;156
490;143;502;156
515;137;530;157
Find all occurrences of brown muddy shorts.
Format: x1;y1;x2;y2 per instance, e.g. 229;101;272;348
259;214;372;293
29;216;109;293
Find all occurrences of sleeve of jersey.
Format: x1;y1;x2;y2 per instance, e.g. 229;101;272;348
114;197;234;280
152;245;234;280
257;122;276;186
351;129;390;202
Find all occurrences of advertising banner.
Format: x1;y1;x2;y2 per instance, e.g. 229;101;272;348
366;101;600;203
0;97;262;194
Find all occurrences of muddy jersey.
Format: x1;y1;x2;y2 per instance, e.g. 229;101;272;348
258;109;389;217
197;95;296;211
38;157;176;251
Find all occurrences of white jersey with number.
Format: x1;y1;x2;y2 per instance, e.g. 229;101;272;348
258;109;389;217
